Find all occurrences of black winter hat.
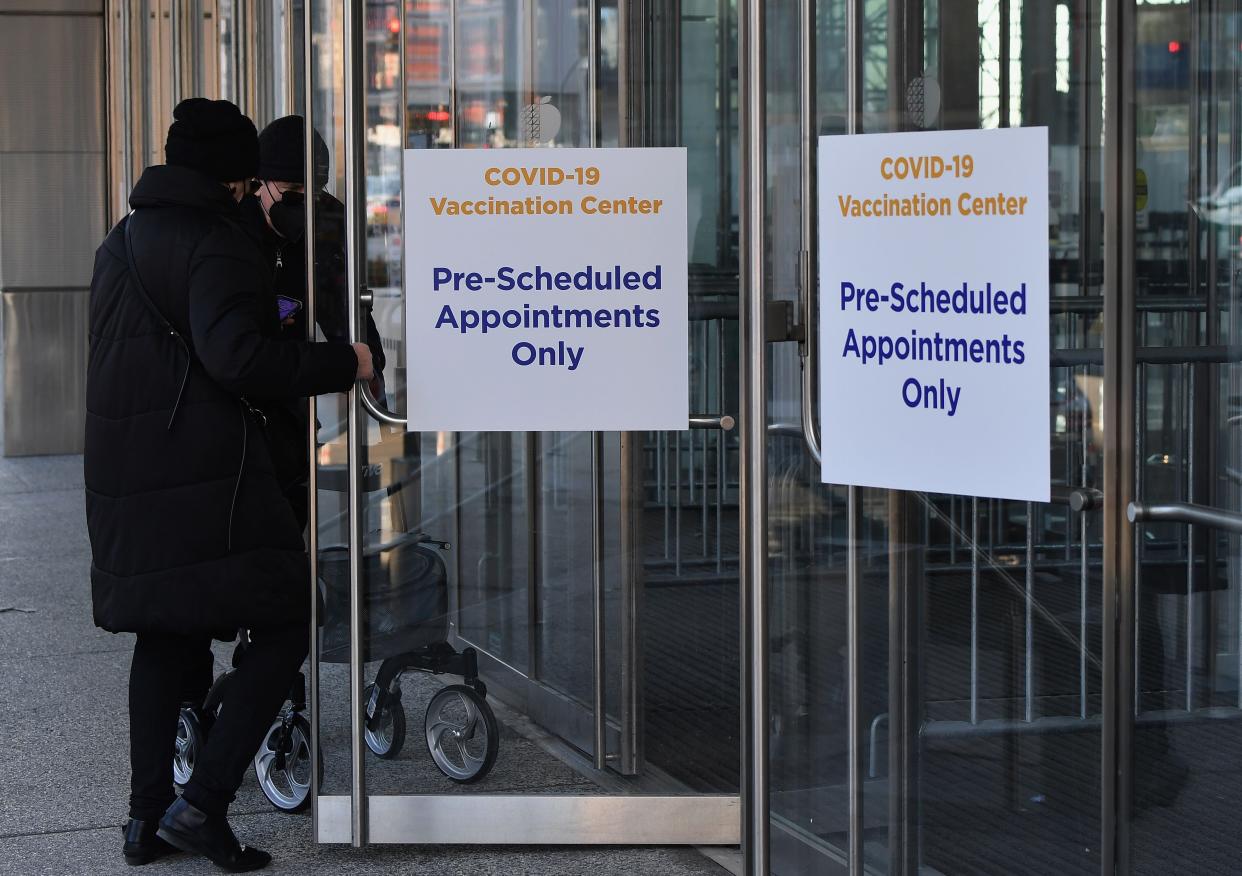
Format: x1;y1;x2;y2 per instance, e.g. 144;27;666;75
164;98;259;181
257;116;331;189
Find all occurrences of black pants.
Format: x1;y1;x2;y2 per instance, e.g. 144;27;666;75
128;623;308;821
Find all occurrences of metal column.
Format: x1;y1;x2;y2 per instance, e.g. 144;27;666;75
740;2;769;873
587;0;609;772
1101;0;1137;868
615;0;645;780
303;0;322;842
843;0;865;869
342;0;368;848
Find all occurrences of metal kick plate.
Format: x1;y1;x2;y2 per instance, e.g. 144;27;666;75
317;795;741;845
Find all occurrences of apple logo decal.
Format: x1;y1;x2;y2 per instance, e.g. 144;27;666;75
523;96;562;145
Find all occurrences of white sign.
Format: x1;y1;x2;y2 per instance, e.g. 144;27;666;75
818;128;1050;502
403;148;688;431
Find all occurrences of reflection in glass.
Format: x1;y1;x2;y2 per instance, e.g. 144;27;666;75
768;1;1106;872
1130;4;1242;873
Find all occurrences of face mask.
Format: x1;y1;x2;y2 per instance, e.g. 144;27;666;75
265;184;306;241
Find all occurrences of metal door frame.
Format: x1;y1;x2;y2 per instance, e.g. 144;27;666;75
306;0;742;850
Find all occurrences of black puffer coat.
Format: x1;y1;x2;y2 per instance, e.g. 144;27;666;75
85;165;358;636
237;193;388;506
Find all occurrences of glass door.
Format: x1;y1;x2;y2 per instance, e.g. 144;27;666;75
762;0;1110;872
302;0;742;847
762;0;1242;873
1124;2;1242;872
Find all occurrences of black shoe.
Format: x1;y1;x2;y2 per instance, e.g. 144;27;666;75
156;798;272;872
122;818;180;866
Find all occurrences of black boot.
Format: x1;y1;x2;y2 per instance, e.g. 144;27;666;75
122;818;179;866
156;798;271;872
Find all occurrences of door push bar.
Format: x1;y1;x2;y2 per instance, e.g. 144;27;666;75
1127;500;1242;535
358;388;736;434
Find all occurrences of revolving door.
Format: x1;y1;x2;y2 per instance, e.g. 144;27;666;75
299;0;744;850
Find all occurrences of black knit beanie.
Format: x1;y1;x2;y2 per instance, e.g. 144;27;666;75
164;98;259;181
256;116;331;189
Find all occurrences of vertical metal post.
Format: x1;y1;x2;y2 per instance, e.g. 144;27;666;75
950;496;958;565
999;0;1010;128
399;0;408;151
971;496;979;724
1187;364;1196;712
1134;364;1143;716
715;0;731;266
170;0;181;107
1025;502;1034;723
1081;368;1090;720
702;429;709;559
525;435;540;677
342;0;367;848
617;0;630;143
618;430;644;776
840;1;865;868
885;5;921;870
888;492;923;876
615;0;643;779
449;0;458;149
1101;0;1137;867
587;0;598;144
303;0;321;842
283;0;295;114
739;2;769;872
587;0;607;772
1230;0;1242;718
717;320;725;574
799;0;822;464
662;431;670;557
592;428;607;769
675;430;682;577
847;488;863;876
522;0;536;145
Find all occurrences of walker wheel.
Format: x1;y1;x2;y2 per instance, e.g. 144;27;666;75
173;707;205;789
424;684;498;783
253;712;319;812
363;682;406;759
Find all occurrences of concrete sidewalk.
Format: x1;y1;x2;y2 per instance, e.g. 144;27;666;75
0;447;728;876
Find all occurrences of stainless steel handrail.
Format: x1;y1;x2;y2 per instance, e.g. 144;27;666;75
1127;500;1242;534
798;0;821;467
690;414;735;431
360;382;404;427
1045;485;1103;511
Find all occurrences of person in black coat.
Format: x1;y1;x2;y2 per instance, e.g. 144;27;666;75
239;115;388;529
84;98;373;872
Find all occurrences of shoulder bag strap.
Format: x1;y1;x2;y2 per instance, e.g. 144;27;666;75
123;212;192;429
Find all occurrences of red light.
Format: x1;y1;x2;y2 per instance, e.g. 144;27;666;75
388;18;400;34
1168;40;1181;53
426;110;450;121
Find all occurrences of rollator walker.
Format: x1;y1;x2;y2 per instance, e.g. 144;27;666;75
173;464;500;812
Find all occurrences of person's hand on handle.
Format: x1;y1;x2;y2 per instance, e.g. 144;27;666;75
352;342;375;382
